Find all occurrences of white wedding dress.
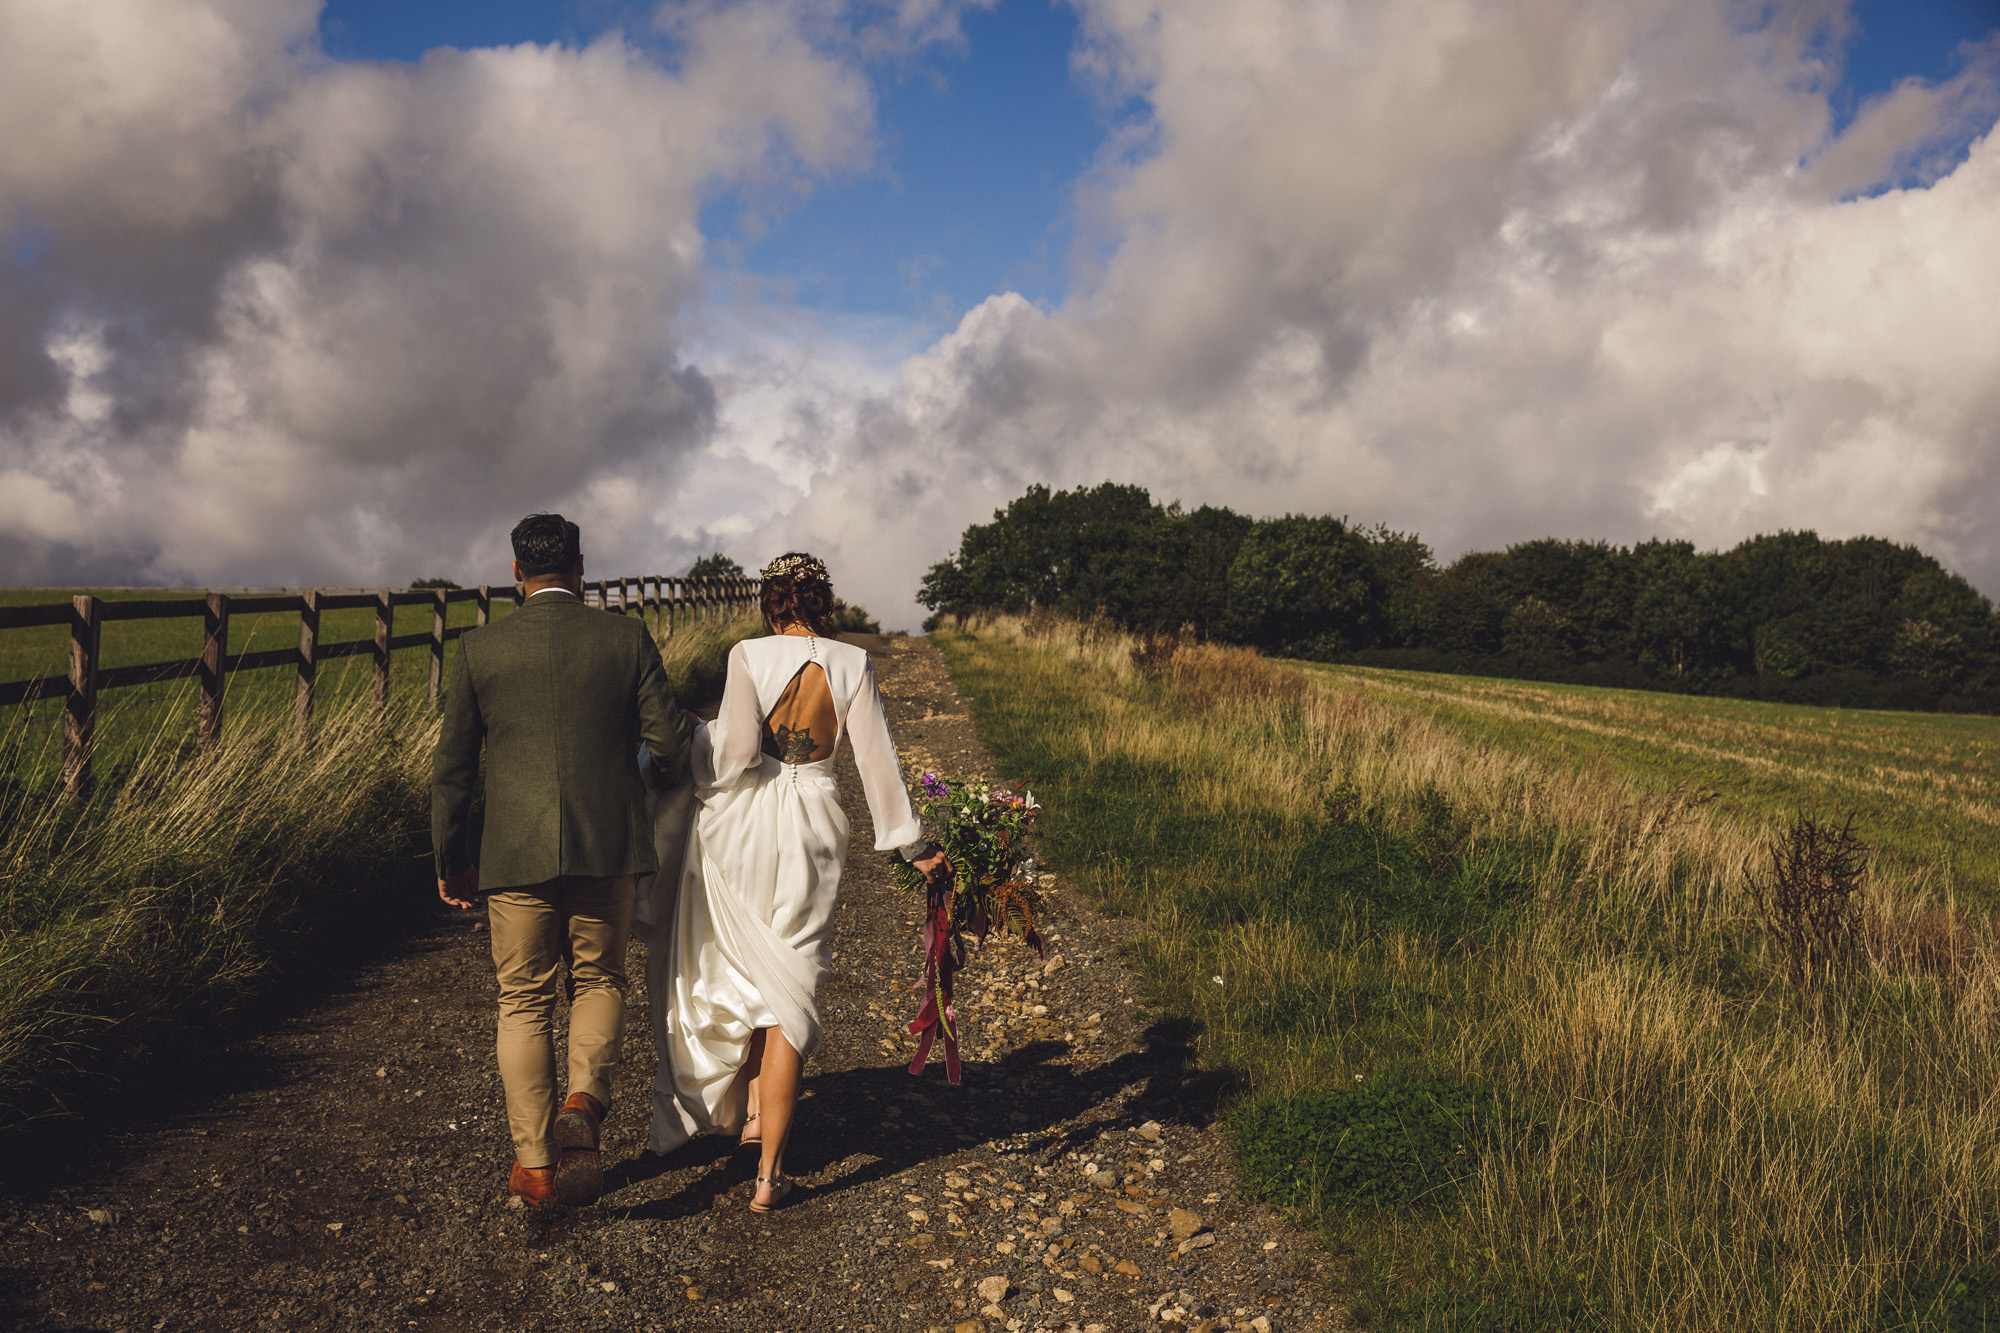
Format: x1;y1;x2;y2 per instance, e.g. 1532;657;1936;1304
641;634;925;1153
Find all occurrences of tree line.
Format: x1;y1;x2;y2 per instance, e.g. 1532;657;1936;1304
918;483;2000;712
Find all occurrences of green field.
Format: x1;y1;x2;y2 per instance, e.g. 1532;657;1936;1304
0;587;509;784
940;616;2000;1332
1301;663;2000;900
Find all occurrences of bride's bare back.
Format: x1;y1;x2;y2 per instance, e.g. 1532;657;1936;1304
761;661;837;764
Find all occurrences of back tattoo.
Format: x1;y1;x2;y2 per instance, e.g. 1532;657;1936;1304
768;723;819;764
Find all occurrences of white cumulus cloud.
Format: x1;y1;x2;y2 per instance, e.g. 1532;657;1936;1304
0;0;898;585
732;0;2000;627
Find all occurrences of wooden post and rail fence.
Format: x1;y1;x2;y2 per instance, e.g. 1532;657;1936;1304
0;574;760;796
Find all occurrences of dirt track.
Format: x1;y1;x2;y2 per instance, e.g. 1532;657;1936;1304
0;636;1342;1333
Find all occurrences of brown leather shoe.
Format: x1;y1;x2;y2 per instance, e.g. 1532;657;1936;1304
552;1148;604;1207
508;1160;555;1207
555;1091;604;1152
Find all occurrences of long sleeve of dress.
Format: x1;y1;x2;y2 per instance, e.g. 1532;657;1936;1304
845;658;927;856
694;641;766;790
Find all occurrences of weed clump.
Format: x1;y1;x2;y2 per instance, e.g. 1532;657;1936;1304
1130;629;1182;676
1322;774;1363;824
1412;780;1469;876
1746;812;1870;987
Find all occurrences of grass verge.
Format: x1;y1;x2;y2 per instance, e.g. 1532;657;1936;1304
937;616;2000;1332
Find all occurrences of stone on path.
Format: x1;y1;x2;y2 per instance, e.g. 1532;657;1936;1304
976;1275;1011;1304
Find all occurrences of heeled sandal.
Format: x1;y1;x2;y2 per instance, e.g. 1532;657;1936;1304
748;1173;794;1214
736;1110;761;1149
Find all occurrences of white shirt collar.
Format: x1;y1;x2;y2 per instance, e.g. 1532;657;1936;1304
527;586;579;599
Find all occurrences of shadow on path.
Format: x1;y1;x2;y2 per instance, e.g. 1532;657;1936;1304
606;1015;1234;1220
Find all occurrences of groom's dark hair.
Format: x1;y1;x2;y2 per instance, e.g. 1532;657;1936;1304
511;513;581;576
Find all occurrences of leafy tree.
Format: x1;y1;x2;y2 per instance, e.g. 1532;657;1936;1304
1359;525;1435;649
1223;516;1381;658
829;601;881;635
919;482;1206;627
410;576;459;589
1417;552;1512;655
1132;503;1254;637
1624;541;1720;678
686;553;744;580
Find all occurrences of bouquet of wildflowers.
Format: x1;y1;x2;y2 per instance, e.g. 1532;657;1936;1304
894;772;1043;1084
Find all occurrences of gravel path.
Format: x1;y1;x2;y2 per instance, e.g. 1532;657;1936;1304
0;636;1343;1333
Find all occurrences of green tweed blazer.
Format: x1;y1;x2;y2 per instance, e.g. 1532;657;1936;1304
431;591;693;890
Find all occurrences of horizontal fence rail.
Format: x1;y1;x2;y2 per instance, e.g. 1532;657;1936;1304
1;575;760;795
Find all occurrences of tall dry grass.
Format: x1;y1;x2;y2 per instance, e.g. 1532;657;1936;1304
0;693;438;1123
941;613;2000;1330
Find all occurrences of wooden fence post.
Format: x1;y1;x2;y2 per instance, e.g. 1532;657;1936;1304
429;588;447;705
373;590;393;718
295;590;318;732
199;593;229;751
476;584;491;627
62;594;100;796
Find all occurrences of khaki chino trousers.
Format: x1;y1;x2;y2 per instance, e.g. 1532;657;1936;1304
486;874;635;1169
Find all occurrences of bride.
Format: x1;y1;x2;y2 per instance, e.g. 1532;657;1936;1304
644;552;946;1210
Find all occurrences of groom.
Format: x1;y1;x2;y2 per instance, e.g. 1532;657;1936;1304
432;513;694;1207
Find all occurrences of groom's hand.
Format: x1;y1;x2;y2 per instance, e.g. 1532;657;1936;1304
438;867;479;910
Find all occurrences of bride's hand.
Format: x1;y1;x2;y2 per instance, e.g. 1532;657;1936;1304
913;849;950;886
437;867;478;910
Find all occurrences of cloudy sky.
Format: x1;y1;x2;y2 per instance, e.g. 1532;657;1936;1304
3;0;1997;625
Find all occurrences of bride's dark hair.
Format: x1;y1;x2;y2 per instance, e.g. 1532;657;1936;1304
760;552;838;636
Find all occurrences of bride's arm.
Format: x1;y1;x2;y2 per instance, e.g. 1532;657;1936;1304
694;641;764;788
846;658;928;857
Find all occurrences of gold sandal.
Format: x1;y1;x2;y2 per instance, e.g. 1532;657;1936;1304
748;1173;794;1213
737;1110;761;1149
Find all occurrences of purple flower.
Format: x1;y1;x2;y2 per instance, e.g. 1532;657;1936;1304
921;771;949;799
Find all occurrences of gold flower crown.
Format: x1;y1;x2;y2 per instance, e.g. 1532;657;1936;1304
760;552;829;583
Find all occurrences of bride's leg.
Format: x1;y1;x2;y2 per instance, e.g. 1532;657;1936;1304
753;1026;801;1207
735;1029;766;1142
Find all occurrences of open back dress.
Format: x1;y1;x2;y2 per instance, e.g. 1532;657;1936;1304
646;633;924;1153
